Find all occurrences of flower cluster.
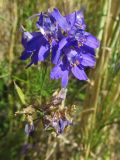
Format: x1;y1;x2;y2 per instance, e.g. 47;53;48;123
20;8;100;87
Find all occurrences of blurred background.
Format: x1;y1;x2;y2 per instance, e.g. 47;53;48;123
0;0;120;159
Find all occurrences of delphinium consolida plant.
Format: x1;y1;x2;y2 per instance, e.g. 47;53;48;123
16;8;100;136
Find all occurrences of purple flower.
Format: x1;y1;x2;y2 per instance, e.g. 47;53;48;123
52;117;72;134
50;46;96;87
50;8;99;65
49;8;100;87
50;30;99;65
51;8;86;31
24;123;35;136
20;31;50;67
20;8;100;86
36;12;58;39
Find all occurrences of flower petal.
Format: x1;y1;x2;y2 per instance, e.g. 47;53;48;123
84;32;100;49
21;32;33;48
25;32;44;51
51;40;58;62
36;12;43;28
38;44;50;61
50;65;63;80
66;48;77;61
52;37;68;64
81;45;95;55
61;70;69;88
25;123;34;136
58;119;67;133
20;50;32;60
51;8;69;31
66;12;76;27
31;51;38;65
58;119;72;134
81;53;96;67
75;10;86;30
71;66;88;80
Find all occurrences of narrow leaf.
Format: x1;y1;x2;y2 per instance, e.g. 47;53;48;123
14;81;26;105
